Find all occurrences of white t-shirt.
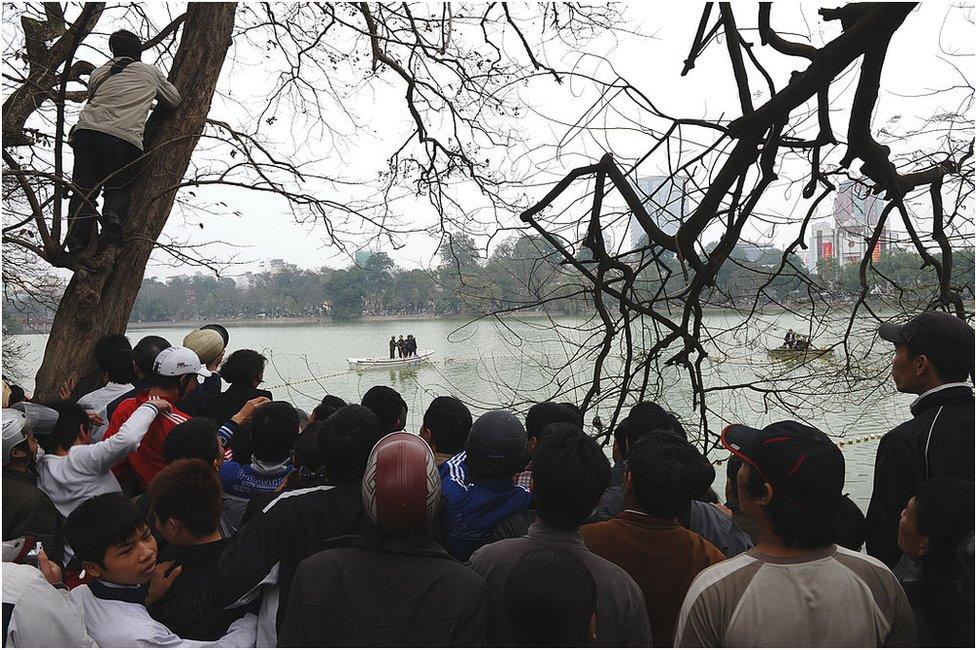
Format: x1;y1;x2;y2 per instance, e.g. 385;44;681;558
2;562;95;647
77;381;133;442
36;403;158;517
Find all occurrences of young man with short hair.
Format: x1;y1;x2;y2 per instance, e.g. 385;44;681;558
36;398;169;517
439;410;532;560
218;401;299;531
469;428;651;647
361;385;408;433
148;459;248;641
65;493;257;647
102;346;210;490
674;421;916;647
76;334;136;441
105;335;171;420
867;311;975;567
419;395;472;466
216;404;385;646
582;436;725;647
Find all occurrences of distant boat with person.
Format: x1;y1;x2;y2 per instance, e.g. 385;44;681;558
348;349;435;371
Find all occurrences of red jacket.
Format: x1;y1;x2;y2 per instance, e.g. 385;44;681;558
103;391;189;489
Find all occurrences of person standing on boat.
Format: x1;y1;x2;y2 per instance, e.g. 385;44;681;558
397;336;406;359
865;311;974;568
406;334;416;357
389;336;396;360
784;329;797;350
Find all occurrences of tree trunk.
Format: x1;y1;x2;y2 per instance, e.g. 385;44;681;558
32;3;237;401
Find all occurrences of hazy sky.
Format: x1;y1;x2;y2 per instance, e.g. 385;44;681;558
40;3;974;279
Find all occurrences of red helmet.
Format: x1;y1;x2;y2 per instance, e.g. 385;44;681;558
362;432;440;531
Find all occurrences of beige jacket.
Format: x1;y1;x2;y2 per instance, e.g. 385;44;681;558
74;58;181;150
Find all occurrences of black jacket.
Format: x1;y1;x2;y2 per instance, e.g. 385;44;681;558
149;538;248;640
279;533;486;647
199;383;273;425
866;384;975;567
215;483;370;635
2;468;64;564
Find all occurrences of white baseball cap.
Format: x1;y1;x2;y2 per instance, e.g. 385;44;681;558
152;346;213;379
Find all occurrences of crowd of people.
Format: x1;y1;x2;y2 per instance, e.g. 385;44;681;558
2;310;973;647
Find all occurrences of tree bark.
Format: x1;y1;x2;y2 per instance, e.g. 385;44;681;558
32;3;237;401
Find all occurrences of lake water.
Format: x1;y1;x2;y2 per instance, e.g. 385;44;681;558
8;312;914;509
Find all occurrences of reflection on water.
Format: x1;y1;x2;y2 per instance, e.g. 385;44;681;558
11;313;909;509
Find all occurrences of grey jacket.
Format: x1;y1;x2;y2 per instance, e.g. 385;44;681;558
469;520;651;647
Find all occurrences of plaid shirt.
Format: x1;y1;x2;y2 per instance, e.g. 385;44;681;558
514;468;532;490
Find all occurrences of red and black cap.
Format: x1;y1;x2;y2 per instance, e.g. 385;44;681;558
721;420;844;512
878;311;974;366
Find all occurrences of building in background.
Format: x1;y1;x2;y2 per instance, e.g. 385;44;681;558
354;250;376;267
625;175;688;249
807;180;893;271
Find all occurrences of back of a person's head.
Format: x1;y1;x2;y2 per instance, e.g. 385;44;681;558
294;421;324;470
65;493;146;566
132;335;170;377
627;401;687;444
557;402;585;428
422;396;472;455
312;395;346;422
163;417;219;464
108;29;142;60
219;349;266;386
531;427;610;529
915;478;976;568
35;400;87;454
506;547;597;647
94;334;135;384
525;402;578;442
149;459;222;537
361;385;408;433
318;404;384;483
247;401;299;464
628;436;710;518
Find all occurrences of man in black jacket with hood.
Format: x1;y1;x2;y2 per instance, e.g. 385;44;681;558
867;311;975;567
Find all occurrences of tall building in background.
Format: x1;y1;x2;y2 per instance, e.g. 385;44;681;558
807;181;892;271
626;175;687;249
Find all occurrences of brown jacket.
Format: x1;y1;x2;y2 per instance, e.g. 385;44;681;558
582;510;725;647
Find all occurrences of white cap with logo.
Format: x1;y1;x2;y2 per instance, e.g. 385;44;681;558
153;346;213;379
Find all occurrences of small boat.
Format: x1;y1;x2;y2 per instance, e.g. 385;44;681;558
767;345;833;359
347;349;435;371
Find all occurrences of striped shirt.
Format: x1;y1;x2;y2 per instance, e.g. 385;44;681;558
674;544;917;647
102;392;189;489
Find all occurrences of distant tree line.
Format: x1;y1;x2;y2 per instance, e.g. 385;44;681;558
4;237;969;331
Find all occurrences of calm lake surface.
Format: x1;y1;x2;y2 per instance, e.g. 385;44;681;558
10;311;913;509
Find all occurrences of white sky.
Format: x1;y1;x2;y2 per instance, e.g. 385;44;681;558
10;3;973;279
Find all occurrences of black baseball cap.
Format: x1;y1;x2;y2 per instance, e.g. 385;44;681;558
878;311;974;364
465;410;527;478
721;420;844;512
201;323;229;347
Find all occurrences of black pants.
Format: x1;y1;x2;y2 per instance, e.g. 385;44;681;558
66;128;142;247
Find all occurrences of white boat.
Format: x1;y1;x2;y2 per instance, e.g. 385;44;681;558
347;349;435;371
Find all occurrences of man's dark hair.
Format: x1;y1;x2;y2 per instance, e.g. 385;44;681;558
557;402;585;428
423;396;472;454
915;478;975;572
94;335;135;384
312;395;346;423
905;342;972;383
65;493;147;567
108;30;142;60
361;385;408;433
628;436;709;519
531;427;610;529
35;400;88;454
219;349;266;386
132;336;170;377
318;405;385;483
149;459;222;537
293;421;324;470
525;402;578;443
164;418;220;464
628;402;686;440
743;462;839;549
506;547;597;647
247;401;299;463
